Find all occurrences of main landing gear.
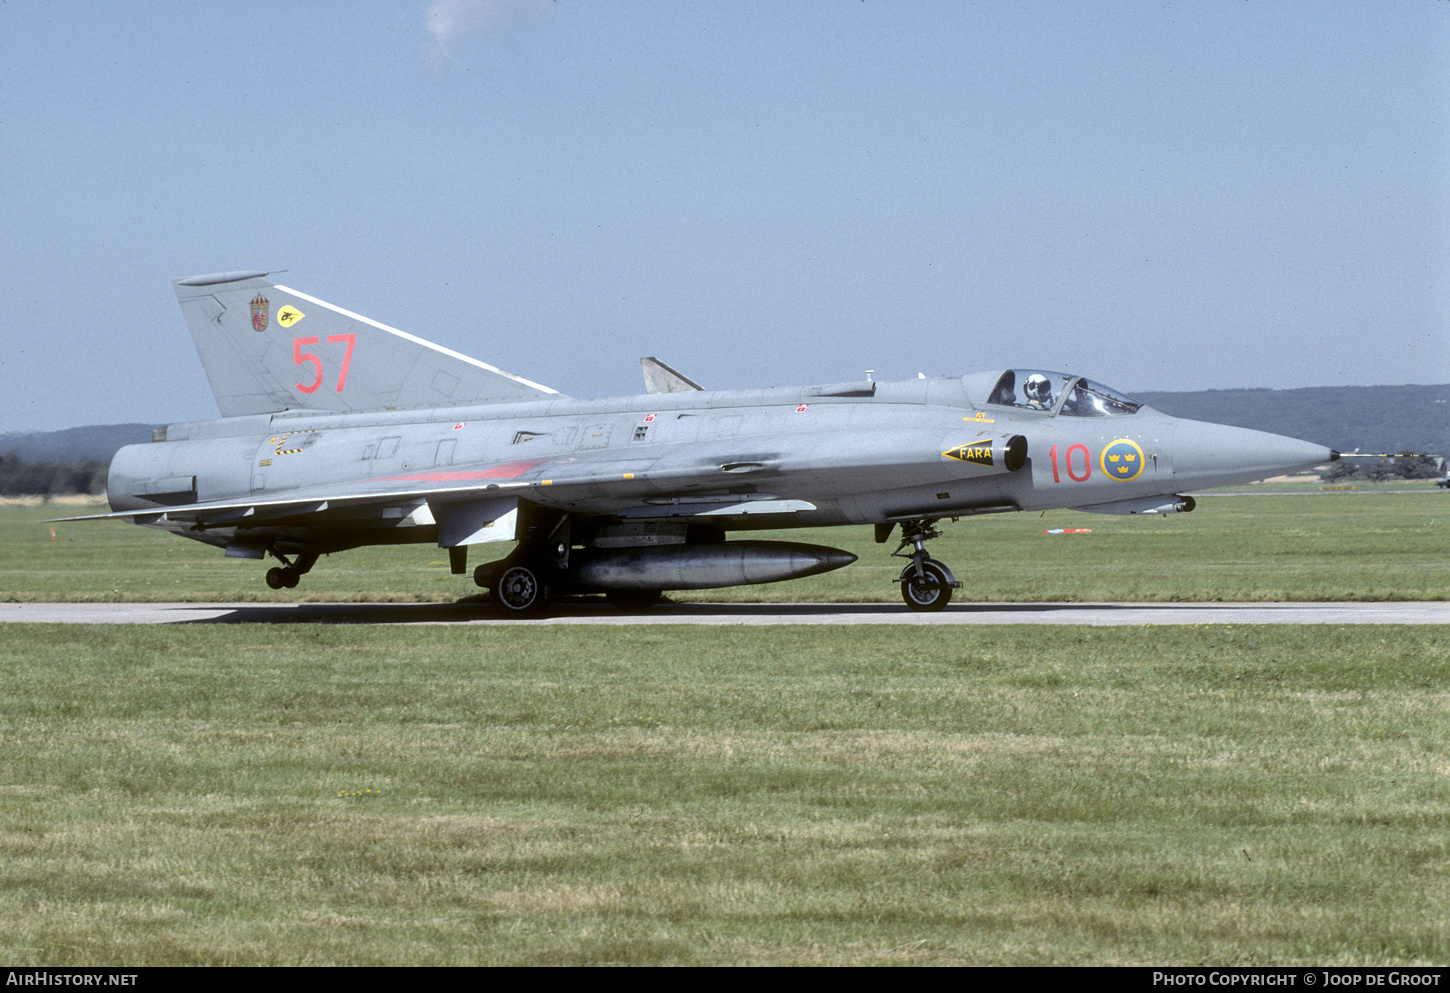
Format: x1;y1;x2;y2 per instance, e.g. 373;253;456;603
478;560;663;616
891;519;961;612
487;560;550;616
476;528;572;617
265;551;317;590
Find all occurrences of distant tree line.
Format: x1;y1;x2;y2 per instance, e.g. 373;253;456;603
0;453;108;497
1320;452;1441;483
1137;385;1450;457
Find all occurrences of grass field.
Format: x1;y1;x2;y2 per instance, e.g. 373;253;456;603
7;485;1450;604
0;624;1447;966
1;491;1447;965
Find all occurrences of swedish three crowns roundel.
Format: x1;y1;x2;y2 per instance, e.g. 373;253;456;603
1100;438;1145;481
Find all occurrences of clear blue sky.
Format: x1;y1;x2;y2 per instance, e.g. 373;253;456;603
2;0;1445;432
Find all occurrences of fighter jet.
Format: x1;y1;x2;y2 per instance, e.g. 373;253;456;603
59;270;1338;615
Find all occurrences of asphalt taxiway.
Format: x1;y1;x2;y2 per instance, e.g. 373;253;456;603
1;601;1447;626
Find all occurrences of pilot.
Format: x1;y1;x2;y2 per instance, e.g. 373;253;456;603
1024;374;1054;409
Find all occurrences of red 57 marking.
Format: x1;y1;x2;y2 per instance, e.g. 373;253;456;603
293;334;356;394
1048;443;1092;482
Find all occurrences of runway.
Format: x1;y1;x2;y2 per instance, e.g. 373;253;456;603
2;601;1448;626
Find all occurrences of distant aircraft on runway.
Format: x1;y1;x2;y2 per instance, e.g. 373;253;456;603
56;271;1337;614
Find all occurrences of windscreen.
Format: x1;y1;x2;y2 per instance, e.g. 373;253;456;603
1059;378;1141;416
986;370;1141;416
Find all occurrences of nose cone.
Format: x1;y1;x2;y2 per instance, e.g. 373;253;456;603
1172;419;1336;489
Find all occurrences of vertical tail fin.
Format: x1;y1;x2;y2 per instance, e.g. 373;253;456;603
173;271;562;417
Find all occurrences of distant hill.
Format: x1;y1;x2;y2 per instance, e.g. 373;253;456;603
1135;385;1450;457
0;424;158;464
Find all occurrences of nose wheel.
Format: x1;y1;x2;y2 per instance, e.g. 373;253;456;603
901;559;953;611
891;520;960;612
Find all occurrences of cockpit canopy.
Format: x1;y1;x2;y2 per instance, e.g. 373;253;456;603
978;370;1142;416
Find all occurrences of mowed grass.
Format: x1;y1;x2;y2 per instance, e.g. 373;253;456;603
3;491;1449;965
7;486;1450;603
0;624;1447;966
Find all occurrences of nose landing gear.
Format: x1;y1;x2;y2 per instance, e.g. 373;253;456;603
891;520;960;612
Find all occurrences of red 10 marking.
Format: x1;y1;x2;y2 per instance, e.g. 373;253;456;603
293;334;356;394
1048;443;1093;482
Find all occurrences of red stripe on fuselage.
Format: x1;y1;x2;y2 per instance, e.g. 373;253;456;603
374;457;555;483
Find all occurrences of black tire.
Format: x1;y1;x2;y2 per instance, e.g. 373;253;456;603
901;560;952;612
265;567;286;590
489;564;549;616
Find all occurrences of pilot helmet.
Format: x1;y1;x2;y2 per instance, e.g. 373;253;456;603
1024;374;1052;404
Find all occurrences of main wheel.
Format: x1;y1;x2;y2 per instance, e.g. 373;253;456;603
900;560;952;612
489;564;549;617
